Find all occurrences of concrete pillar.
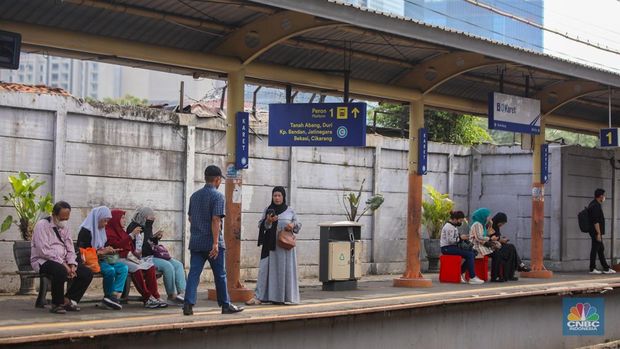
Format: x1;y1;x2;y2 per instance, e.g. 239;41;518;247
183;125;196;267
52;108;67;201
521;121;553;278
209;69;253;302
394;99;432;288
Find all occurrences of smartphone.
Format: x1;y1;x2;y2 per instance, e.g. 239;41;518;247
266;209;276;217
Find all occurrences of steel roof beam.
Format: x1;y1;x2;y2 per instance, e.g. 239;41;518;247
215;11;344;65
535;80;608;116
393;51;504;94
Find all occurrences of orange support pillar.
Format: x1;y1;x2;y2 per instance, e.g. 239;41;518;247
521;121;553;279
394;99;432;288
208;69;254;302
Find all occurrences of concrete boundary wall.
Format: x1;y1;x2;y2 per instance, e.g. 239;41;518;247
0;91;615;291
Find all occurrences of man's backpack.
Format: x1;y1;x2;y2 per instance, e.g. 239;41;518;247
578;207;592;233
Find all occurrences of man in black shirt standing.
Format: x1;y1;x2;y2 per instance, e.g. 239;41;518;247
587;188;616;274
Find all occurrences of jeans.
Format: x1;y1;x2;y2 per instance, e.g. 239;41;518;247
441;245;476;278
185;248;229;307
589;232;610;271
100;261;128;297
39;261;93;306
153;257;186;296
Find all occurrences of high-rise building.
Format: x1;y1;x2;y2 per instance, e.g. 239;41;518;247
0;53;119;99
344;0;544;53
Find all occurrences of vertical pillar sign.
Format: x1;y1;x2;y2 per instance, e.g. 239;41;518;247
418;128;428;175
541;144;549;184
235;112;249;169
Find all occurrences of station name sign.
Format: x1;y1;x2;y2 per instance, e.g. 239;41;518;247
268;103;367;147
488;92;541;134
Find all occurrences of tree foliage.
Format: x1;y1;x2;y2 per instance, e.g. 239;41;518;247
369;103;598;148
369;104;492;145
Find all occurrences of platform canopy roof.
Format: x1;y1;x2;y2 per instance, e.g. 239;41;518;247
2;0;620;133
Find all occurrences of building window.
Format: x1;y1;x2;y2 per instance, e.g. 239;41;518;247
51;73;59;80
51;63;59;70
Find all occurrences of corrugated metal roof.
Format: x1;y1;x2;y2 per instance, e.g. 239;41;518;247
2;0;618;127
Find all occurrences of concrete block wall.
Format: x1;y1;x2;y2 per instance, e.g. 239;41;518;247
557;146;620;271
1;90;614;291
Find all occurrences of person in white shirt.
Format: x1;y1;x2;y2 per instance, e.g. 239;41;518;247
440;211;484;285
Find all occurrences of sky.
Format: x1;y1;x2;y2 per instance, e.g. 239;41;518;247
544;0;620;74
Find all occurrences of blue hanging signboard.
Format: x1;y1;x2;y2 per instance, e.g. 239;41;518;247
488;92;541;134
268;103;367;147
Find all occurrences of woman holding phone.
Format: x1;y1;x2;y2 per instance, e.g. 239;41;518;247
246;186;302;305
77;206;128;310
488;212;530;282
106;209;167;309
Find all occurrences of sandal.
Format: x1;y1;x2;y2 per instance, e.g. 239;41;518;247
50;305;67;314
64;302;81;312
245;298;262;306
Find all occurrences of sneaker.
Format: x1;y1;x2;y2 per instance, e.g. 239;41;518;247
460;276;467;284
603;268;617;274
144;296;161;309
468;276;484;285
157;298;169;308
175;293;185;303
103;296;122;310
589;269;603;275
517;263;531;272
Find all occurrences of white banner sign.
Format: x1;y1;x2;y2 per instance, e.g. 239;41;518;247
488;92;541;134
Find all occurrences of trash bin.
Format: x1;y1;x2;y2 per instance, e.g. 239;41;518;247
318;221;362;291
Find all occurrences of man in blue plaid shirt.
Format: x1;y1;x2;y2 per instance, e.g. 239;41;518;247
183;165;244;315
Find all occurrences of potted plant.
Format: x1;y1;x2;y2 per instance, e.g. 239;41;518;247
1;172;53;294
342;179;385;223
421;184;454;273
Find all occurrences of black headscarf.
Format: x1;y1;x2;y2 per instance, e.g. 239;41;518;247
267;186;288;215
258;187;288;259
492;212;508;237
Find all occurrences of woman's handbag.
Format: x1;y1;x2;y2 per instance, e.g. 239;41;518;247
484;240;502;251
125;251;141;264
277;228;296;250
101;253;120;265
152;244;172;260
79;247;100;273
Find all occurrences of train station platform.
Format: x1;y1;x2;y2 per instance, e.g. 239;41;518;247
0;273;619;348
